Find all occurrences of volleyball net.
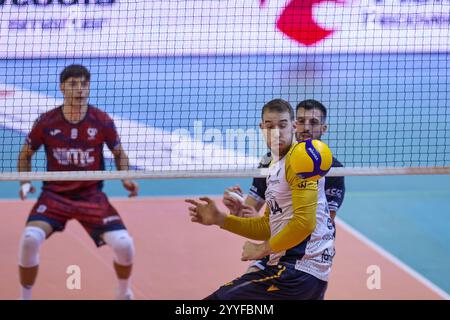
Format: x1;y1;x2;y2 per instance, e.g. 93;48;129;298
0;0;449;181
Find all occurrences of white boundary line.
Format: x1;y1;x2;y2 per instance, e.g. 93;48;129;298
336;217;450;300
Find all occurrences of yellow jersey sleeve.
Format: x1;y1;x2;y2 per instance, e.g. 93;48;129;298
221;206;271;241
268;145;318;253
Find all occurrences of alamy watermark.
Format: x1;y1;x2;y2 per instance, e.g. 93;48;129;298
169;121;281;173
66;264;81;290
366;265;381;290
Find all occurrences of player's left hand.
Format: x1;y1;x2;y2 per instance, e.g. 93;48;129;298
122;180;138;197
240;204;259;218
241;241;271;261
223;185;244;215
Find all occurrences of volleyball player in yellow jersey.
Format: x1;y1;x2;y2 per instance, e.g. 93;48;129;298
186;99;328;300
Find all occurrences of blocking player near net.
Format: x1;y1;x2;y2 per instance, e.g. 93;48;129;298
224;99;345;279
17;64;139;300
224;99;345;223
186;99;332;299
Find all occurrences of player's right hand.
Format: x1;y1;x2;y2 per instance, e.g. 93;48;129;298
223;185;244;215
19;182;35;200
122;180;139;197
185;197;226;226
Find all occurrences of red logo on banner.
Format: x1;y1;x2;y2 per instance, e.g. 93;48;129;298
260;0;344;46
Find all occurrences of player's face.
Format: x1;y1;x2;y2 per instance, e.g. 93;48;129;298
60;76;90;107
295;107;327;141
260;111;295;156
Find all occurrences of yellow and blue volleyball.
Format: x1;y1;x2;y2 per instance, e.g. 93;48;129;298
290;139;333;181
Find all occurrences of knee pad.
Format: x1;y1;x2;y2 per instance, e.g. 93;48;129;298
19;226;46;268
103;230;135;266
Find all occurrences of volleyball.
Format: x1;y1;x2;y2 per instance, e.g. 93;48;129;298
290;139;333;181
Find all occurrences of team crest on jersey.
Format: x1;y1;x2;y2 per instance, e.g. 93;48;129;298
71;128;78;139
87;128;98;140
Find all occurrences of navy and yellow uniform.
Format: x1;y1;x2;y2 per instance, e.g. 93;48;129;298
324;158;345;213
206;143;333;300
250;152;345;215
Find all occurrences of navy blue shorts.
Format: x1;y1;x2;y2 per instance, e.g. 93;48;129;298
205;263;328;300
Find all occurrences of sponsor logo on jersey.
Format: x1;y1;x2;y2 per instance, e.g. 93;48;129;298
321;248;335;263
298;181;307;189
52;147;95;166
326;187;343;199
298;180;318;190
322;233;335;241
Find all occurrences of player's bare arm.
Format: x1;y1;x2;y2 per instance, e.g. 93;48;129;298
17;143;36;200
111;143;138;197
330;210;336;222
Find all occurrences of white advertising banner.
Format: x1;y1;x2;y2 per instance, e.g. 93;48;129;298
1;0;449;58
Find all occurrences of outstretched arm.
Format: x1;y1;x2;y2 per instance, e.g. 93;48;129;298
186;197;274;261
186;197;271;240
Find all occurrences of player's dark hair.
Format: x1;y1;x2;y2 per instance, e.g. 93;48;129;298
295;99;327;122
261;99;294;121
60;64;91;84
